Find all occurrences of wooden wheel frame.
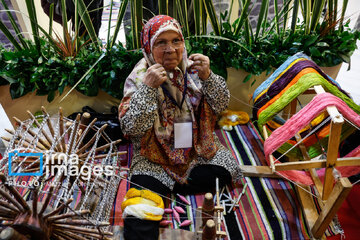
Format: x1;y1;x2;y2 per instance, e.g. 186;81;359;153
240;85;360;239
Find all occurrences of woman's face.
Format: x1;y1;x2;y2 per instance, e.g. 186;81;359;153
152;31;184;71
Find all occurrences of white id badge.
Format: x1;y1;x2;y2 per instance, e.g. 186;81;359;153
174;122;193;148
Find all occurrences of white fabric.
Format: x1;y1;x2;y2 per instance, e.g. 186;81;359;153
123;204;164;220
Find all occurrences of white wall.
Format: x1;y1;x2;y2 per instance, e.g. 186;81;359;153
343;0;360;29
10;0;64;41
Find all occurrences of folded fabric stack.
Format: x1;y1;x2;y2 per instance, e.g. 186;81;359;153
252;52;360;162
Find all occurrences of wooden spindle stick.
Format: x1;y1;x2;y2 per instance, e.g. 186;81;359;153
68;114;81;153
59;108;66;152
1;137;44;152
0;200;19;213
13;117;51;149
47;210;90;222
38;186;54;216
75;118;97;148
54;230;88;240
78;139;123;158
13;158;39;163
74;112;92;149
70;232;110;240
27;110;58;151
53;233;69;240
53;224;113;236
79;112;91;130
42;107;66;156
57;231;104;240
4;129;47;150
1;136;10;142
0;189;24;212
0;174;30;211
0;206;17;216
53;219;109;226
41;106;55;136
23;168;40;173
32;188;38;217
92;152;123;160
76;124;108;154
43;198;73;219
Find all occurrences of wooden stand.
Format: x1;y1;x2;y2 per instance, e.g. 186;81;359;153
197;190;227;240
243;85;360;239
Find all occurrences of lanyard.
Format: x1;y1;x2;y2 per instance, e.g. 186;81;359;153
161;73;188;110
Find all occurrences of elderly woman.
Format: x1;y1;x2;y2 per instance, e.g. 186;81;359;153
119;15;241;239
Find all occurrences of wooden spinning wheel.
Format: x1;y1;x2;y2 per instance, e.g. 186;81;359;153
241;85;360;239
0;106;127;239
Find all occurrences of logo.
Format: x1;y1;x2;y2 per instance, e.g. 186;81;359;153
8;150;43;176
8;150;115;180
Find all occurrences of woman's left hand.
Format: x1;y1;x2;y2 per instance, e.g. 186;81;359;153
189;54;211;80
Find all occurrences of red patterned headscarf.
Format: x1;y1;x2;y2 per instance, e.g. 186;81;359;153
140;15;186;69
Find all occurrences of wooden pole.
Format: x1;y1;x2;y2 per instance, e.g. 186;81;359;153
312;178;352;238
262;126;275;172
322;117;343;200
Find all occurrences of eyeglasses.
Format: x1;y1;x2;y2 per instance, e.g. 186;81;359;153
153;39;184;50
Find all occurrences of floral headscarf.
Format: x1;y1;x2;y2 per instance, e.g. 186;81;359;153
140;15;190;73
119;15;217;183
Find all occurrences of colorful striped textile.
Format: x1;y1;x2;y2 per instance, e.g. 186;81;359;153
110;123;342;239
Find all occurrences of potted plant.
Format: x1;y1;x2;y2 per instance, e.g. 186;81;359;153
188;0;359;113
0;0;143;120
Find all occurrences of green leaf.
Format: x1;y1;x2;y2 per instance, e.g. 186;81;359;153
76;0;100;48
203;0;221;36
304;35;318;47
38;56;43;64
0;73;16;83
0;21;22;51
110;0;129;48
316;42;329;47
309;46;321;57
47;90;55;102
250;79;256;87
339;53;350;63
110;70;116;78
243;73;252;83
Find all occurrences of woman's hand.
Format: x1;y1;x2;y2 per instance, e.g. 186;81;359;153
143;63;168;88
189;54;211;80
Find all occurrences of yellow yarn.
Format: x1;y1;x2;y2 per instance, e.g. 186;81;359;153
218;110;250;131
121;188;164;221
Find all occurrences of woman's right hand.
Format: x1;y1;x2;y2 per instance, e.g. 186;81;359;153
143;64;167;88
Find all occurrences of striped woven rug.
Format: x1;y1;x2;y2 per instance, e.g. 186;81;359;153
110;123;333;239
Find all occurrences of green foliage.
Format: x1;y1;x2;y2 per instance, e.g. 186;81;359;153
0;0;359;104
0;39;142;101
187;8;360;81
188;0;359;82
